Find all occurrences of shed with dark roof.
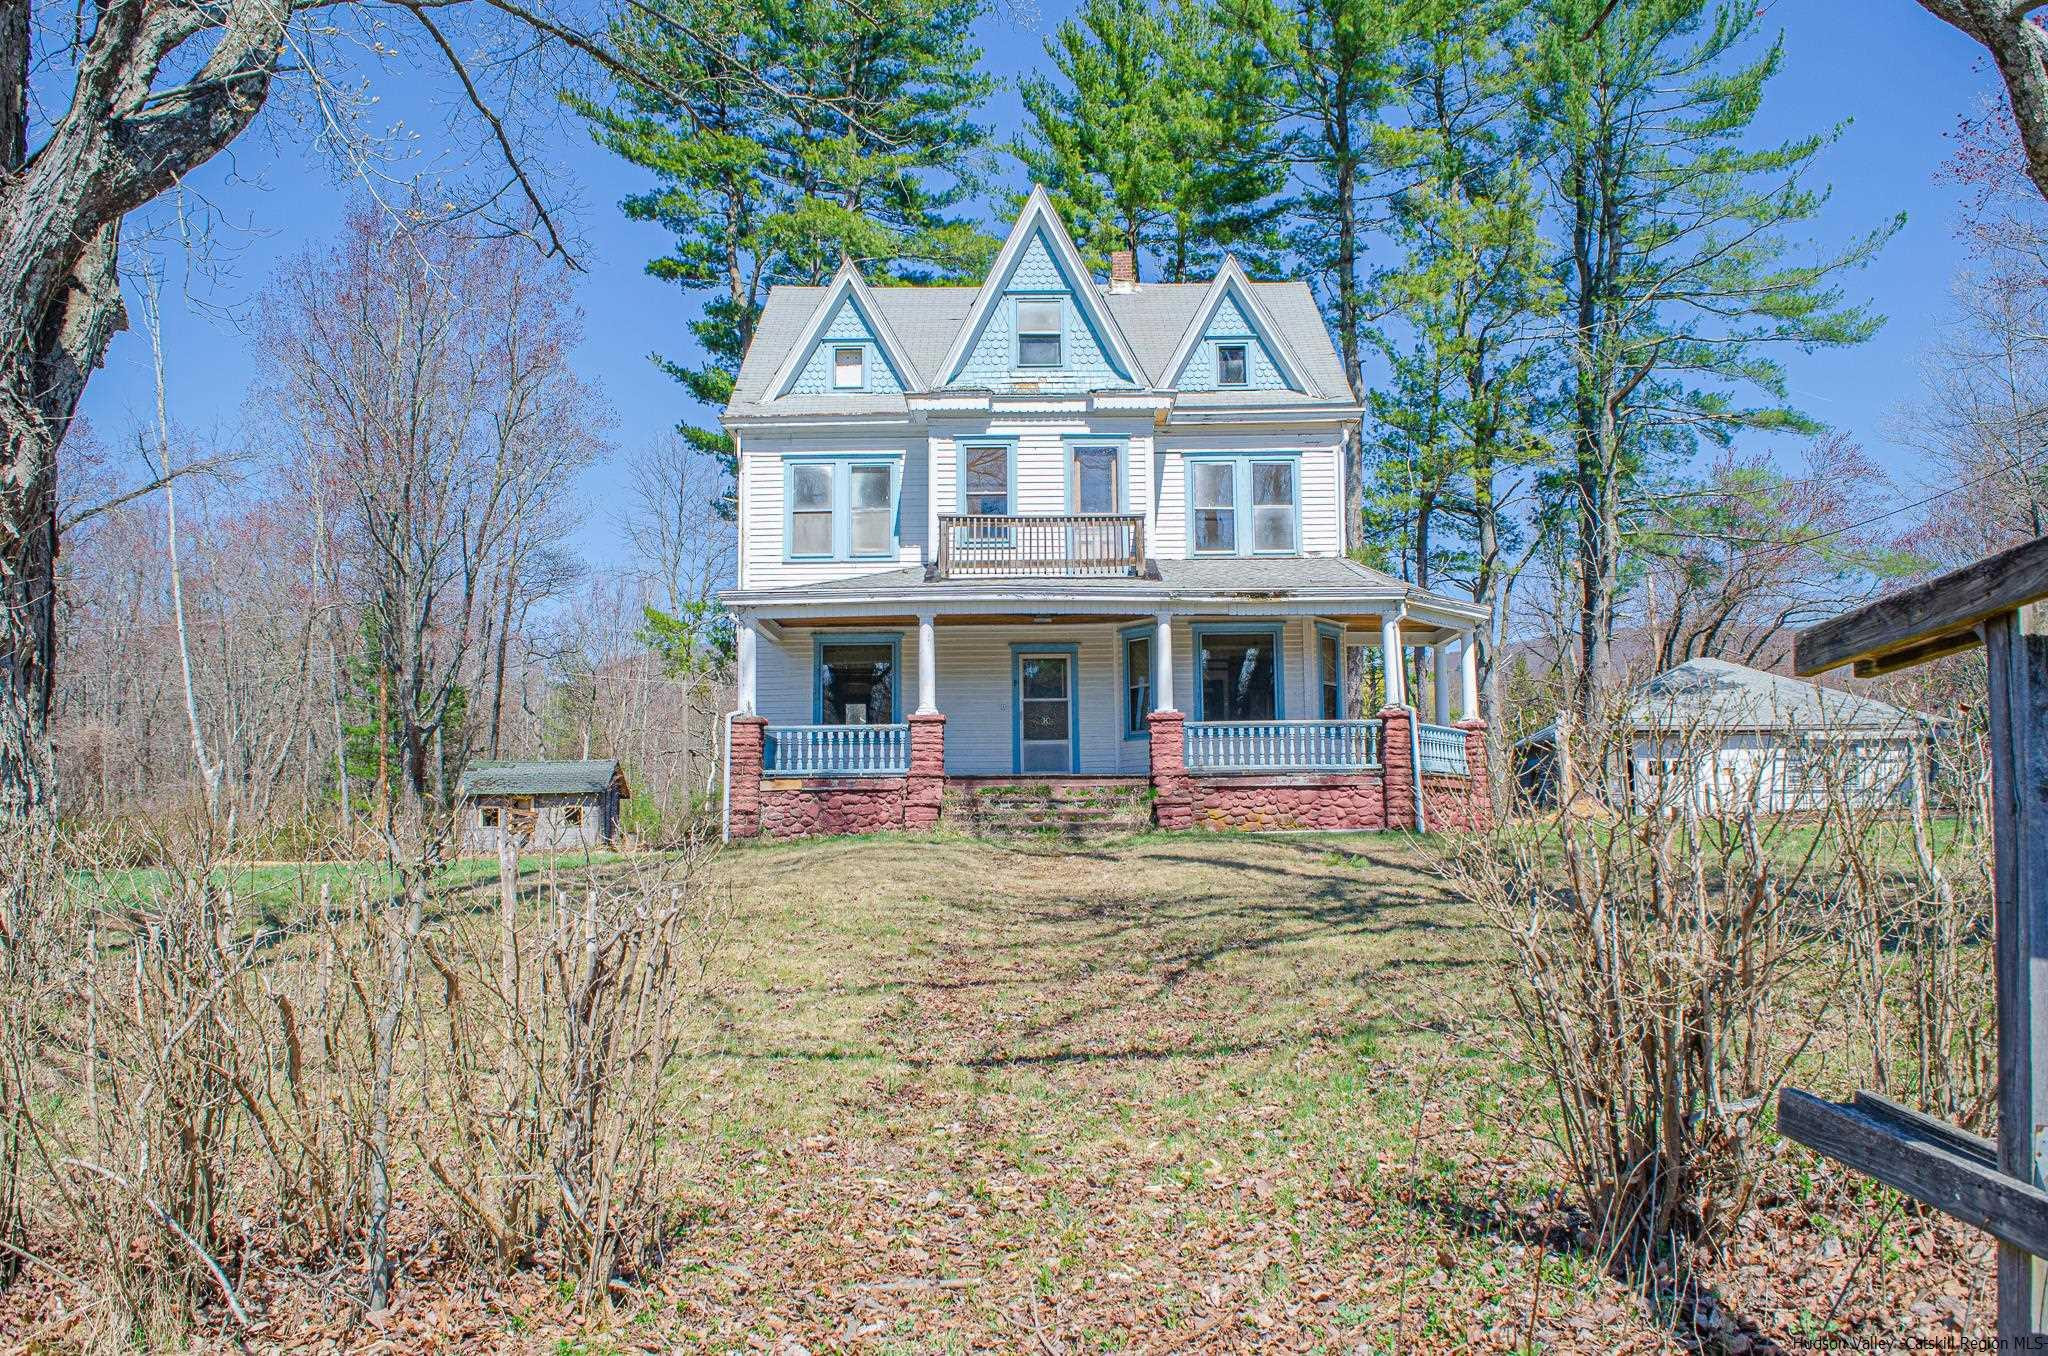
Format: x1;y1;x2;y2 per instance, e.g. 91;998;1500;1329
455;759;629;853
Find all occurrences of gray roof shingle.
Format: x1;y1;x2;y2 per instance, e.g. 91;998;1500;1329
456;760;627;798
726;278;1349;416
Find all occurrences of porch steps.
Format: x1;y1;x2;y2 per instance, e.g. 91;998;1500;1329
943;778;1152;839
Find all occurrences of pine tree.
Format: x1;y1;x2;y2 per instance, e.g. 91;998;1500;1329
576;0;998;515
1525;0;1901;718
1019;0;1286;281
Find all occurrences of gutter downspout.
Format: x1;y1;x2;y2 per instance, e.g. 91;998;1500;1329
721;710;734;843
1410;701;1426;835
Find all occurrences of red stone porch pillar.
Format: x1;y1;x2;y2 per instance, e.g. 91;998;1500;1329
1148;710;1193;829
1456;717;1493;831
907;712;947;830
729;715;766;839
1378;706;1416;831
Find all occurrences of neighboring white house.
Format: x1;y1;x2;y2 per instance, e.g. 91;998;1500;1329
715;189;1491;838
1516;657;1932;814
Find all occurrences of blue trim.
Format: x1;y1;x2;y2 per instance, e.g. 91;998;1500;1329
1010;642;1082;773
1063;435;1129;514
1118;622;1154;740
1190;623;1287;722
1183;452;1303;558
1315;621;1345;721
826;341;873;393
812;631;904;724
955;438;1019;515
783;453;904;563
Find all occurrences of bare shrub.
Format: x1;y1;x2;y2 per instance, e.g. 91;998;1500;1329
419;833;729;1310
1446;705;1860;1275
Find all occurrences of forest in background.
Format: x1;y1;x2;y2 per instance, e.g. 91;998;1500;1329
45;0;2048;841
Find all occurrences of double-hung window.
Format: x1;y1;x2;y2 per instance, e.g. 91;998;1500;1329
1122;628;1153;738
1015;298;1063;367
1317;626;1343;720
785;457;899;561
1071;443;1119;513
1188;455;1299;556
1216;343;1248;387
832;346;865;389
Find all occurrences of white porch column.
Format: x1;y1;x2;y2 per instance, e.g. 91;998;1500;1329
916;611;938;714
1461;636;1480;721
1379;614;1405;708
1433;645;1453;724
1153;611;1177;711
736;618;759;715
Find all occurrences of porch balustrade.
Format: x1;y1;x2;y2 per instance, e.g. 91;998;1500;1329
933;513;1145;578
1184;719;1382;773
763;723;910;777
1417;722;1470;776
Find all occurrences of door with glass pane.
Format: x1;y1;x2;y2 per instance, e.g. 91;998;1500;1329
1016;652;1075;772
1070;443;1120;566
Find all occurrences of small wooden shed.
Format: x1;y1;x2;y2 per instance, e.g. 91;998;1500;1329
456;759;630;854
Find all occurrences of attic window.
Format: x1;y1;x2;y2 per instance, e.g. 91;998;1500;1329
833;346;864;389
1217;344;1248;386
1016;299;1063;367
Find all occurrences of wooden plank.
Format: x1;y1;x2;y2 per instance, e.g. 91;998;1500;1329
1795;533;2048;676
1777;1087;2048;1260
1851;627;1985;678
1985;605;2048;1339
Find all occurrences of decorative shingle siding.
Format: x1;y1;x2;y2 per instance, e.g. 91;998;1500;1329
782;296;906;396
1174;291;1295;393
948;231;1137;393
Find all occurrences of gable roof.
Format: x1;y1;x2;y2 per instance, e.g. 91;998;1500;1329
934;185;1148;389
457;760;629;798
1517;659;1926;749
1158;255;1319;396
762;258;925;399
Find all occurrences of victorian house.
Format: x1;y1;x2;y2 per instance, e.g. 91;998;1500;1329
719;189;1491;838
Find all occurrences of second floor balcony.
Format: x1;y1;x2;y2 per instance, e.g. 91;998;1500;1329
933;513;1147;579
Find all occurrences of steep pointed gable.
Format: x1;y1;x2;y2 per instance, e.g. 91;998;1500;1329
766;260;923;399
1162;256;1318;396
937;186;1148;392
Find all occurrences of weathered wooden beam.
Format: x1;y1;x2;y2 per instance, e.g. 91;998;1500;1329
1850;627;1985;678
1796;534;2048;676
1776;1088;2048;1260
1985;605;2048;1337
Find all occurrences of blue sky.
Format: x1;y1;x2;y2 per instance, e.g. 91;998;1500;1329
81;0;2002;567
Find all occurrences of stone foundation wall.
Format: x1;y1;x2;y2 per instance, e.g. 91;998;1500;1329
758;779;908;838
1188;774;1389;831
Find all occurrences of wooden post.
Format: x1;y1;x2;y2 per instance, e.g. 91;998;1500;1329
1987;603;2048;1338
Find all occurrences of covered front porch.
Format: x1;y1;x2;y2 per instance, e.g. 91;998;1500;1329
719;561;1494;838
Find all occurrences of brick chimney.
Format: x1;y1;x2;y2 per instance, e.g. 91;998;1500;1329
1108;249;1138;293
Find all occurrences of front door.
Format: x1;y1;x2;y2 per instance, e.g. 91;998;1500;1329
1016;651;1076;772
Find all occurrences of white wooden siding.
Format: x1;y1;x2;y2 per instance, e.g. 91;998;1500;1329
737;429;929;588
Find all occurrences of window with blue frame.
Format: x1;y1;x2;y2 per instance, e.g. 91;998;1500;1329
785;457;900;561
1122;629;1153;737
1197;628;1281;721
832;346;865;389
817;638;898;725
1188;455;1299;556
1015;298;1063;367
1317;625;1343;719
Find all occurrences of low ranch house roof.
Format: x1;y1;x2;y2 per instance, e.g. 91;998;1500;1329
719;556;1487;632
456;760;630;799
1520;657;1930;748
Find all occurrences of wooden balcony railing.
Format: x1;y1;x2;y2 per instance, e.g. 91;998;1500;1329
763;723;910;777
934;513;1145;578
1185;719;1382;773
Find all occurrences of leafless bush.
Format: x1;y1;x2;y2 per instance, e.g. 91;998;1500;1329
1446;705;1861;1275
419;832;729;1310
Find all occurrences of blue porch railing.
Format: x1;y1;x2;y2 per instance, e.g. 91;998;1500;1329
1185;719;1381;773
763;723;910;777
1418;722;1470;776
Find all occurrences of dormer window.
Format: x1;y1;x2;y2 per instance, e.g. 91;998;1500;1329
1015;299;1063;367
1216;343;1248;387
832;346;865;389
